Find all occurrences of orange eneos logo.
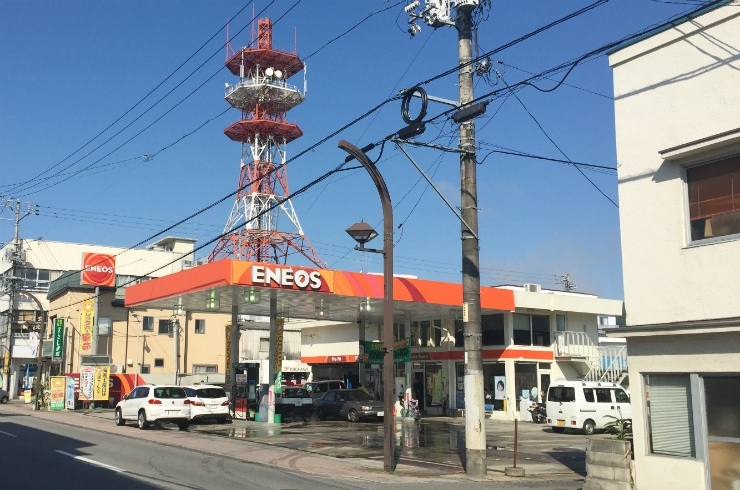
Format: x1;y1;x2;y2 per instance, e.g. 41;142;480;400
81;253;116;287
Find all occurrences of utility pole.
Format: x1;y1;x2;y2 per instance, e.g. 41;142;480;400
402;0;486;477
1;199;38;393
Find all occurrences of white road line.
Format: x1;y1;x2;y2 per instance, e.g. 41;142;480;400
54;450;125;473
0;429;17;437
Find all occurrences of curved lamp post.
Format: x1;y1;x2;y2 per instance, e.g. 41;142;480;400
338;140;395;473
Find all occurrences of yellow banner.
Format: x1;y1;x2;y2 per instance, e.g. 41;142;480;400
92;365;110;401
49;376;66;410
274;317;284;374
225;324;232;385
79;299;94;354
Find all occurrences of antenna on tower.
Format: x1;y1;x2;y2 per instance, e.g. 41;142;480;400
561;274;577;292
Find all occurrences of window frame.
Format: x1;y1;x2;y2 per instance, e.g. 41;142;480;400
259;337;269;352
194;319;205;334
193;364;218;374
682;152;740;247
154;358;165;368
157;319;170;335
140;364;151;374
142;316;154;332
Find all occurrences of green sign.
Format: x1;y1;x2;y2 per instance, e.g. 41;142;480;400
393;338;412;364
274;370;283;394
358;338;412;365
52;319;64;361
360;341;385;364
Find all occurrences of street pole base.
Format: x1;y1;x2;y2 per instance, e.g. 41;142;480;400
505;466;525;477
465;449;487;477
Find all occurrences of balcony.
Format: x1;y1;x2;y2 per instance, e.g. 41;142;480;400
554;331;628;384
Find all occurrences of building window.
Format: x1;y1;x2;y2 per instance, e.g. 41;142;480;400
259;338;269;352
513;314;531;345
194;319;205;334
704;375;740;489
481;314;504;346
158;319;170;334
420;320;430;347
531;315;551;346
97;317;112;356
454;320;464;348
140;364;151;374
154;358;165;368
193;364;218;374
644;374;695;458
142;316;154;331
687;155;740;241
556;314;566;332
432;319;442;347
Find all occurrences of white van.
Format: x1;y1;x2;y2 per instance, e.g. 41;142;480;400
546;381;631;435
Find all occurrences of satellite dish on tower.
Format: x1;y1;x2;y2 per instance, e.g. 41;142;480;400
274;70;283;79
265;67;274;77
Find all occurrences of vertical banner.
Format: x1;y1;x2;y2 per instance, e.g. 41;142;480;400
65;376;76;409
79;366;94;401
274;317;284;394
52;318;65;362
49;376;66;411
92;365;110;401
224;324;232;387
79;300;94;354
393;338;412;364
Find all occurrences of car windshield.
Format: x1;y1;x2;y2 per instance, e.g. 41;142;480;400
183;388;197;397
154;387;187;399
304;383;315;392
346;390;372;401
284;388;310;398
196;388;226;399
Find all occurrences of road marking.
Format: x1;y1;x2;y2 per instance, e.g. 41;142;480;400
54;450;125;473
0;429;17;437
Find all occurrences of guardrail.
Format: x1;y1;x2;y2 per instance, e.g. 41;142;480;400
554;331;599;359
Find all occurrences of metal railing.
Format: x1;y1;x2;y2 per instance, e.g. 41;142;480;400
553;331;599;359
586;345;628;383
225;78;302;97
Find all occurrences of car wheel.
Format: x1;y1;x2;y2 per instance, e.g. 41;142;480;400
551;426;565;433
0;395;8;404
582;419;596;436
317;408;327;421
138;410;150;430
177;421;189;431
348;409;360;423
115;409;126;426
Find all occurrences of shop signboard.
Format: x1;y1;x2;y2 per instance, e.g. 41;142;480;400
65;376;76;409
52;318;64;362
494;376;506;400
49;376;66;411
79;366;94;401
80;252;116;287
393;338;412;364
359;341;385;364
92;365;110;401
275;370;283;395
79;300;94;355
274;317;284;394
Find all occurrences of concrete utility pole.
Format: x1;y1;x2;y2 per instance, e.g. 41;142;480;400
456;6;487;477
1;199;37;393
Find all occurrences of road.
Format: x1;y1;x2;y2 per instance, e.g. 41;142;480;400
0;410;586;490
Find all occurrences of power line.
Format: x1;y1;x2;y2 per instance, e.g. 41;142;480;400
477;144;617;173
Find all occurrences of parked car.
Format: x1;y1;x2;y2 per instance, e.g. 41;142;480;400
0;388;8;404
304;380;345;399
183;385;229;424
275;387;313;421
313;389;384;422
115;384;191;430
545;380;631;435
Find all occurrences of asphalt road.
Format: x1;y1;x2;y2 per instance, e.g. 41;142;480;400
0;410;584;490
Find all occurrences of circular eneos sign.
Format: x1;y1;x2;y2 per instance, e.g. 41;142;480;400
81;253;116;287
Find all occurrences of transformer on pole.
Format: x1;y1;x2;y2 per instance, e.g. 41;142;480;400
209;18;324;267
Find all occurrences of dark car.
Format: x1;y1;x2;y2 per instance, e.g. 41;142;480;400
304;380;345;399
275;387;313;421
313;389;384;422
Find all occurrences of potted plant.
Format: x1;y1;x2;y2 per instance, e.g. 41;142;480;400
583;408;634;490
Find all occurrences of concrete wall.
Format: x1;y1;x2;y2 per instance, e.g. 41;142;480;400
609;8;740;327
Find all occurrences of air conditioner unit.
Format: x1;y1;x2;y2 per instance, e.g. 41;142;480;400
523;283;541;293
182;259;193;268
110;364;124;374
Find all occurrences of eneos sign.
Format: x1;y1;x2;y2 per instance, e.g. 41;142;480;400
81;252;116;287
250;265;326;291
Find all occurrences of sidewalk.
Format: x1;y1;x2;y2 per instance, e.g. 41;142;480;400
0;400;588;484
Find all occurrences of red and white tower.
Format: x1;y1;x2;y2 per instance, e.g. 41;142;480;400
209;18;324;267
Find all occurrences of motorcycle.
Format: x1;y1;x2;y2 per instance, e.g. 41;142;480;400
528;402;547;424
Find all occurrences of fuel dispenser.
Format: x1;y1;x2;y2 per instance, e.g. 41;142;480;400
233;363;260;420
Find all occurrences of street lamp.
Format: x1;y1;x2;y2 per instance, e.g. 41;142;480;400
338;140;395;473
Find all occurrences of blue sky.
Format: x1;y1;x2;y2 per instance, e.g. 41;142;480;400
0;0;704;300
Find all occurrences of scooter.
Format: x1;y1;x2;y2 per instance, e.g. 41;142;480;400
528;402;547;424
398;395;421;421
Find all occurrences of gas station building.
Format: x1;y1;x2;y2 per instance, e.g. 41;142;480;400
124;259;622;420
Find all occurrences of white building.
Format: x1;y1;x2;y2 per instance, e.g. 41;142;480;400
608;2;740;489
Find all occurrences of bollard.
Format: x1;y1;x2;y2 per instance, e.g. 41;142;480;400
505;418;525;477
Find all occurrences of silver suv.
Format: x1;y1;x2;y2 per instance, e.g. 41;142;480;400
115;385;191;430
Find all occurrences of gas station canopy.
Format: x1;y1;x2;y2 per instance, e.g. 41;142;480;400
125;259;515;322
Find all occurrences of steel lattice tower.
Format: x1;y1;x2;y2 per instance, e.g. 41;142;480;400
209;18;324;267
